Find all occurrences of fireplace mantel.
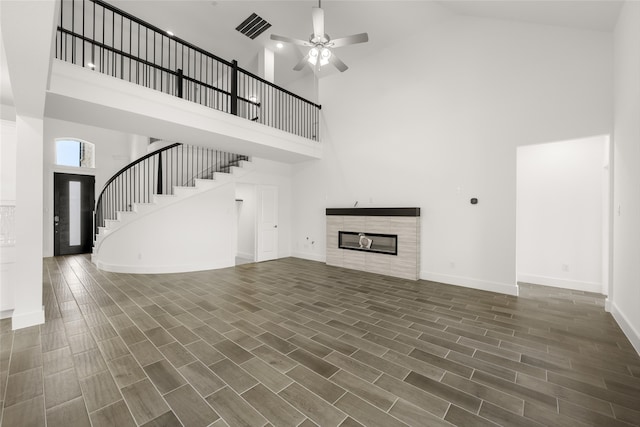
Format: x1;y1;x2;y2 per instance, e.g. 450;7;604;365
326;207;420;280
326;207;420;217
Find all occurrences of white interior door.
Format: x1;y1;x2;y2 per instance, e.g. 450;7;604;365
256;185;278;262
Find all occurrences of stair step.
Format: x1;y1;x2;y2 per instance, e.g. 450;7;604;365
104;219;120;229
95;228;109;242
212;172;233;182
173;186;200;197
152;194;178;205
194;178;219;189
133;203;155;214
237;160;254;170
116;211;136;222
229;166;246;176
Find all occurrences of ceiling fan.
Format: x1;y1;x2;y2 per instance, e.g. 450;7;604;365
270;1;369;72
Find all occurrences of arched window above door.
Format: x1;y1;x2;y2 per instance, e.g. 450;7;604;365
55;139;95;168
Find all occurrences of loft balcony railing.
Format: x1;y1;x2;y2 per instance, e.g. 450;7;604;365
55;0;321;141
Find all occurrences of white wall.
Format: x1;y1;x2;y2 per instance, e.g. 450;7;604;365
1;120;17;202
612;1;640;353
0;119;17;316
1;0;59;329
94;157;292;272
96;183;236;273
516;136;606;293
292;15;613;295
43;118;134;257
0;117;17;198
236;183;256;260
129;134;150;160
285;73;319;108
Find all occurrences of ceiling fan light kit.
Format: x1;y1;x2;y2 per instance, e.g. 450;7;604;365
308;46;332;66
270;1;369;72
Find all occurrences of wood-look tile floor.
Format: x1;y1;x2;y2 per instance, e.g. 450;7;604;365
1;255;639;427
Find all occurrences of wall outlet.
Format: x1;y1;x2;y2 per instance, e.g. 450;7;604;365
449;261;455;269
562;264;569;272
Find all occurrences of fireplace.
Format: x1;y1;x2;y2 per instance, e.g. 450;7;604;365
339;231;398;255
326;207;420;280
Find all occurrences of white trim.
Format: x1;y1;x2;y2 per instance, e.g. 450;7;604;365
11;306;45;330
610;301;640;355
517;273;602;294
96;260;234;274
50;165;96;175
0;309;13;320
292;251;326;263
420;271;518;296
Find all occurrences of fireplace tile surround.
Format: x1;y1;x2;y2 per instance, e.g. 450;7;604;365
326;208;420;280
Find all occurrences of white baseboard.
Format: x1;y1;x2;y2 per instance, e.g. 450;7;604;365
11;306;45;330
292;251;326;263
420;271;518;296
610;301;640;355
96;260;235;274
0;309;13;320
517;273;601;294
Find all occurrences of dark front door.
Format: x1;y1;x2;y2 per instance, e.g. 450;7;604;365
54;173;95;255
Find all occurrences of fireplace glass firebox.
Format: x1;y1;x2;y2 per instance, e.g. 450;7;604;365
338;231;398;255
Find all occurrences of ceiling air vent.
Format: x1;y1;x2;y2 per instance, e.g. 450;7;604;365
236;13;272;40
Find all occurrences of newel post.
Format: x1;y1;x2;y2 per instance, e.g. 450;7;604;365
157;152;163;195
231;60;238;116
176;68;183;98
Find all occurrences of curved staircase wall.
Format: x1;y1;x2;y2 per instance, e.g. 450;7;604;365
95;182;235;274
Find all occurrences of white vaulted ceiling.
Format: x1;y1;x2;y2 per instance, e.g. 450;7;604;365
438;0;624;32
0;1;625;108
107;0;623;87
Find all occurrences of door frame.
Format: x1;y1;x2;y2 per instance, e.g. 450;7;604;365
53;172;96;256
515;135;611;296
255;185;278;262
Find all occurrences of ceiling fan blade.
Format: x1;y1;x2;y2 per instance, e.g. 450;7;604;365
312;7;325;39
293;54;310;71
330;33;369;48
329;53;348;72
270;34;311;46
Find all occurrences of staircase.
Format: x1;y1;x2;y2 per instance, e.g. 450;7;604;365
92;143;250;273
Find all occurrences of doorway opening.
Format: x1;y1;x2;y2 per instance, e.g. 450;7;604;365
516;135;610;295
235;184;279;265
236;184;256;265
54;173;95;255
